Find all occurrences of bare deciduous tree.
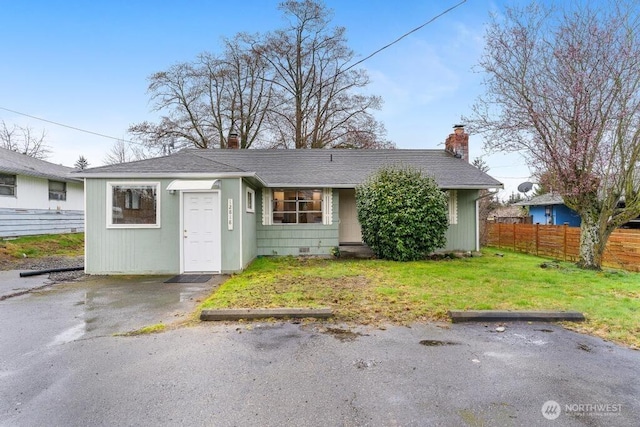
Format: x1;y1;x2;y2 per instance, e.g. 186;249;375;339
103;139;150;165
260;0;387;148
129;0;389;151
467;1;640;269
129;33;271;151
0;121;51;159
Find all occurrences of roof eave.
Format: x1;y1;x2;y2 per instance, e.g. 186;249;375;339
261;183;504;189
77;171;266;185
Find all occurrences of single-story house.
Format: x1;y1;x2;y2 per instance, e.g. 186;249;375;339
0;147;84;237
77;132;502;275
516;192;640;229
514;193;580;226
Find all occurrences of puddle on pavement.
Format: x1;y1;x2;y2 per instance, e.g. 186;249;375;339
512;333;547;346
419;339;459;346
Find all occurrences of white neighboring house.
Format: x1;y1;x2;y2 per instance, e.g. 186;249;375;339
0;147;84;238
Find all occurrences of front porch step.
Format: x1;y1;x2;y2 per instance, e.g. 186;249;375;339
338;245;374;259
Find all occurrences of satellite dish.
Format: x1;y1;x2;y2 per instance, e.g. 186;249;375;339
517;181;534;194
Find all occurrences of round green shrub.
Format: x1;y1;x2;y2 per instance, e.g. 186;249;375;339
355;166;448;261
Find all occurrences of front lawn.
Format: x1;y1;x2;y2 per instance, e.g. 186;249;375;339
200;249;640;348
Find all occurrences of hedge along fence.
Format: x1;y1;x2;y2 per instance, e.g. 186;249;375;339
485;223;640;272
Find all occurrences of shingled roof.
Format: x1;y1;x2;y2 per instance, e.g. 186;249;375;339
78;149;502;190
0;147;80;182
514;193;565;206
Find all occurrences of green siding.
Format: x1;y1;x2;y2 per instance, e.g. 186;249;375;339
85;179;478;274
85;178;181;274
241;180;257;269
219;179;242;273
443;189;479;251
256;189;339;256
85;177;245;275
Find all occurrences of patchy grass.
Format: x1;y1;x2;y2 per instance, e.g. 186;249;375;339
200;250;640;348
0;233;84;260
116;323;166;336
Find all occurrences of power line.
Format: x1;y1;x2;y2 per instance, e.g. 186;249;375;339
1;2;467;146
342;0;468;74
0;106;138;144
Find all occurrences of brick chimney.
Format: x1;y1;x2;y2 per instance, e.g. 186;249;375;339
227;132;239;149
445;124;469;162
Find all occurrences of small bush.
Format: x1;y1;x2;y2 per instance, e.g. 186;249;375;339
356;166;448;261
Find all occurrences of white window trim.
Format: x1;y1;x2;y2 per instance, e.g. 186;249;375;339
323;188;333;225
262;188;332;225
448;190;458;225
262;188;273;225
246;188;255;213
107;182;161;229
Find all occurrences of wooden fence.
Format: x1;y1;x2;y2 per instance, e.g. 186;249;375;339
485;222;640;272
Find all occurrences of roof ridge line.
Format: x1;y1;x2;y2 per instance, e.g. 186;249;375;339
189;150;247;172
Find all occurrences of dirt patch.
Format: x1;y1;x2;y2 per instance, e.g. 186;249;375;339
577;343;592;352
323;327;367;342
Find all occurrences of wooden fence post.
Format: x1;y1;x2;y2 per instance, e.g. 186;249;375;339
563;224;568;261
513;223;516;251
535;224;539;256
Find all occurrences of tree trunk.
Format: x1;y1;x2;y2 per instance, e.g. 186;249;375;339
577;215;605;270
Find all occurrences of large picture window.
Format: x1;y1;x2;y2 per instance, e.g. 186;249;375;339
273;189;323;224
0;174;16;196
107;182;160;228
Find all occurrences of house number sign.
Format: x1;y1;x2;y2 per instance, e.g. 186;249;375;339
227;199;233;230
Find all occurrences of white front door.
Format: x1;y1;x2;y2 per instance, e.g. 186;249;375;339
338;189;363;244
183;192;221;272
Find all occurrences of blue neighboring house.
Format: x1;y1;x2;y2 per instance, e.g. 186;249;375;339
515;193;581;226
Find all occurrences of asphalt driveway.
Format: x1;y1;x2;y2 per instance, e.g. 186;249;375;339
0;271;225;338
1;273;639;426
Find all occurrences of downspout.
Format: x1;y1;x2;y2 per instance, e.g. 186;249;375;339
475;199;480;252
83;178;87;273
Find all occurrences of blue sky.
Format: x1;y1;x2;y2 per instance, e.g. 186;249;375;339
0;0;530;197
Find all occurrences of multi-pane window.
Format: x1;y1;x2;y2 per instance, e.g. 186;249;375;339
108;183;160;227
48;180;67;201
246;188;255;213
0;174;16;196
273;189;323;224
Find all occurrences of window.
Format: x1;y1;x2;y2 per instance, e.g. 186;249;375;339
124;189;141;209
246;188;255;213
272;189;323;224
107;182;160;228
48;180;67;201
0;174;16;196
